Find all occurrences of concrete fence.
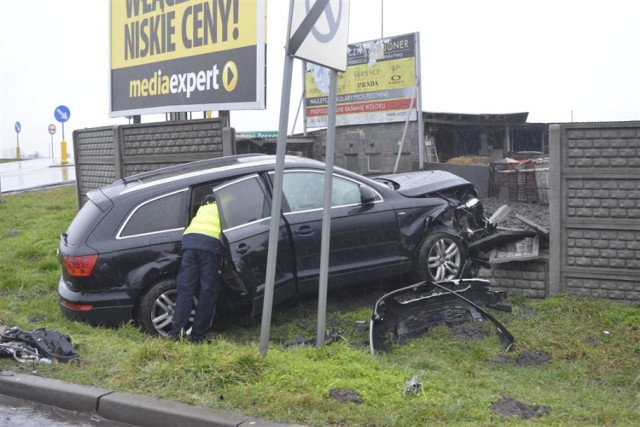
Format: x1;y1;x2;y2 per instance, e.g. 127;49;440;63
549;122;640;300
72;118;233;207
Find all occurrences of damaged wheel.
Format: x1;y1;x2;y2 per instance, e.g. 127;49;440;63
414;227;466;282
136;279;196;336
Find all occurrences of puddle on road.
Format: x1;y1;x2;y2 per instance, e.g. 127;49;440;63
0;393;132;427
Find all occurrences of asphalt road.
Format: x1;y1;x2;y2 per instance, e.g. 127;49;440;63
0;158;76;194
0;392;132;427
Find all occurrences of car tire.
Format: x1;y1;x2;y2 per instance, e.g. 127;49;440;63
413;227;466;283
136;279;195;336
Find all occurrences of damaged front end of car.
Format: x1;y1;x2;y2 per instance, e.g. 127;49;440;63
369;279;513;355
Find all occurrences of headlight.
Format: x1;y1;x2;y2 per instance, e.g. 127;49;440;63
458;197;480;209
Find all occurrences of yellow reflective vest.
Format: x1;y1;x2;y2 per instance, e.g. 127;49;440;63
184;202;221;240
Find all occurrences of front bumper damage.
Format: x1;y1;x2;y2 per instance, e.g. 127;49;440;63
369;279;513;354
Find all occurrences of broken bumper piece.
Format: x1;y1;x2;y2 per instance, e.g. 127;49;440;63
369;279;514;354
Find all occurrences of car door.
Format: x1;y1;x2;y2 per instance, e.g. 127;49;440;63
278;169;403;295
212;174;297;316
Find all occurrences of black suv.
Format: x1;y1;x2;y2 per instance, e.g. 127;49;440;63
58;154;489;335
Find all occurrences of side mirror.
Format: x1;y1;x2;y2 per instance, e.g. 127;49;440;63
360;186;378;204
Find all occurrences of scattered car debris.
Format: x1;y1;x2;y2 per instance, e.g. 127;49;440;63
490;396;551;419
403;376;422;397
0;326;79;364
369;279;513;354
0;341;49;364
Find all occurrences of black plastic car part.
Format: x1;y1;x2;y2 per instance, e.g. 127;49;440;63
369;279;513;354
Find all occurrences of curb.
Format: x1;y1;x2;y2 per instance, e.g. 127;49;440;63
0;372;302;427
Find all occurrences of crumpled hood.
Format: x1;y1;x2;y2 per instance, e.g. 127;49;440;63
374;170;473;197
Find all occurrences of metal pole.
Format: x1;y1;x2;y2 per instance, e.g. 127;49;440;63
291;90;305;136
316;69;338;348
302;61;308;136
381;0;384;38
61;123;68;165
259;2;295;356
415;33;424;169
394;86;417;174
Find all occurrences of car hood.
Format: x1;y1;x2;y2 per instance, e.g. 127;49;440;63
374;170;473;197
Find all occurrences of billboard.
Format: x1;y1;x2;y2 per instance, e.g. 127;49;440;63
304;33;419;128
110;0;266;117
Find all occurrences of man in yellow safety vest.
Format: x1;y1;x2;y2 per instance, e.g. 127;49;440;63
170;195;222;344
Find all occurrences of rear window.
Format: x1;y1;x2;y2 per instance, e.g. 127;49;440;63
65;200;104;245
119;190;188;238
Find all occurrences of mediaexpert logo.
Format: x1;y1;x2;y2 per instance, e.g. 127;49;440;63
128;60;238;99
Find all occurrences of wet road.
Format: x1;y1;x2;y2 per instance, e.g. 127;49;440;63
0;393;133;426
0;158;76;193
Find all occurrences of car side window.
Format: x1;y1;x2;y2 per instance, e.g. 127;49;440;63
282;171;361;212
215;175;270;229
119;190;188;238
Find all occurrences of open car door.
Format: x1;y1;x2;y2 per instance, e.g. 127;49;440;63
214;174;297;316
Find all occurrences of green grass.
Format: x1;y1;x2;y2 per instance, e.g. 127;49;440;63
1;186;639;425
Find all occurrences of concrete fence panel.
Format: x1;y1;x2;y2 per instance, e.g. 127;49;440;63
73;119;232;207
549;122;640;300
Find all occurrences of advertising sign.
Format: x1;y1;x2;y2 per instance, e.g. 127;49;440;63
110;0;266;117
304;33;419;128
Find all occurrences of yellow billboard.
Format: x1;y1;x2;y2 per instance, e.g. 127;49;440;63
305;33;419;127
111;0;266;116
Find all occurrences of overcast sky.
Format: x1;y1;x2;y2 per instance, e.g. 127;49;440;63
1;0;639;158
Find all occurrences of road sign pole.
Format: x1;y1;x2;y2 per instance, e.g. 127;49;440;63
48;123;57;160
61;142;68;164
54;106;70;165
14;121;22;159
316;69;338;348
259;0;297;356
259;52;295;357
61;122;68;164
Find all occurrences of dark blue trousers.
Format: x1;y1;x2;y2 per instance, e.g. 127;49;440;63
171;248;221;338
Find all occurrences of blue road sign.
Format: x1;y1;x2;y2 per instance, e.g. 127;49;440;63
54;105;71;123
14;121;21;133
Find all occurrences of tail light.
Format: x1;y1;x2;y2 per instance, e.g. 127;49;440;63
63;254;98;277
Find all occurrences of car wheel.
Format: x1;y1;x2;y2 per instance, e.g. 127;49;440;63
414;227;466;283
136;279;196;336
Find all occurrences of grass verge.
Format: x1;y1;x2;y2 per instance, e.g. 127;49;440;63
1;186;639;425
